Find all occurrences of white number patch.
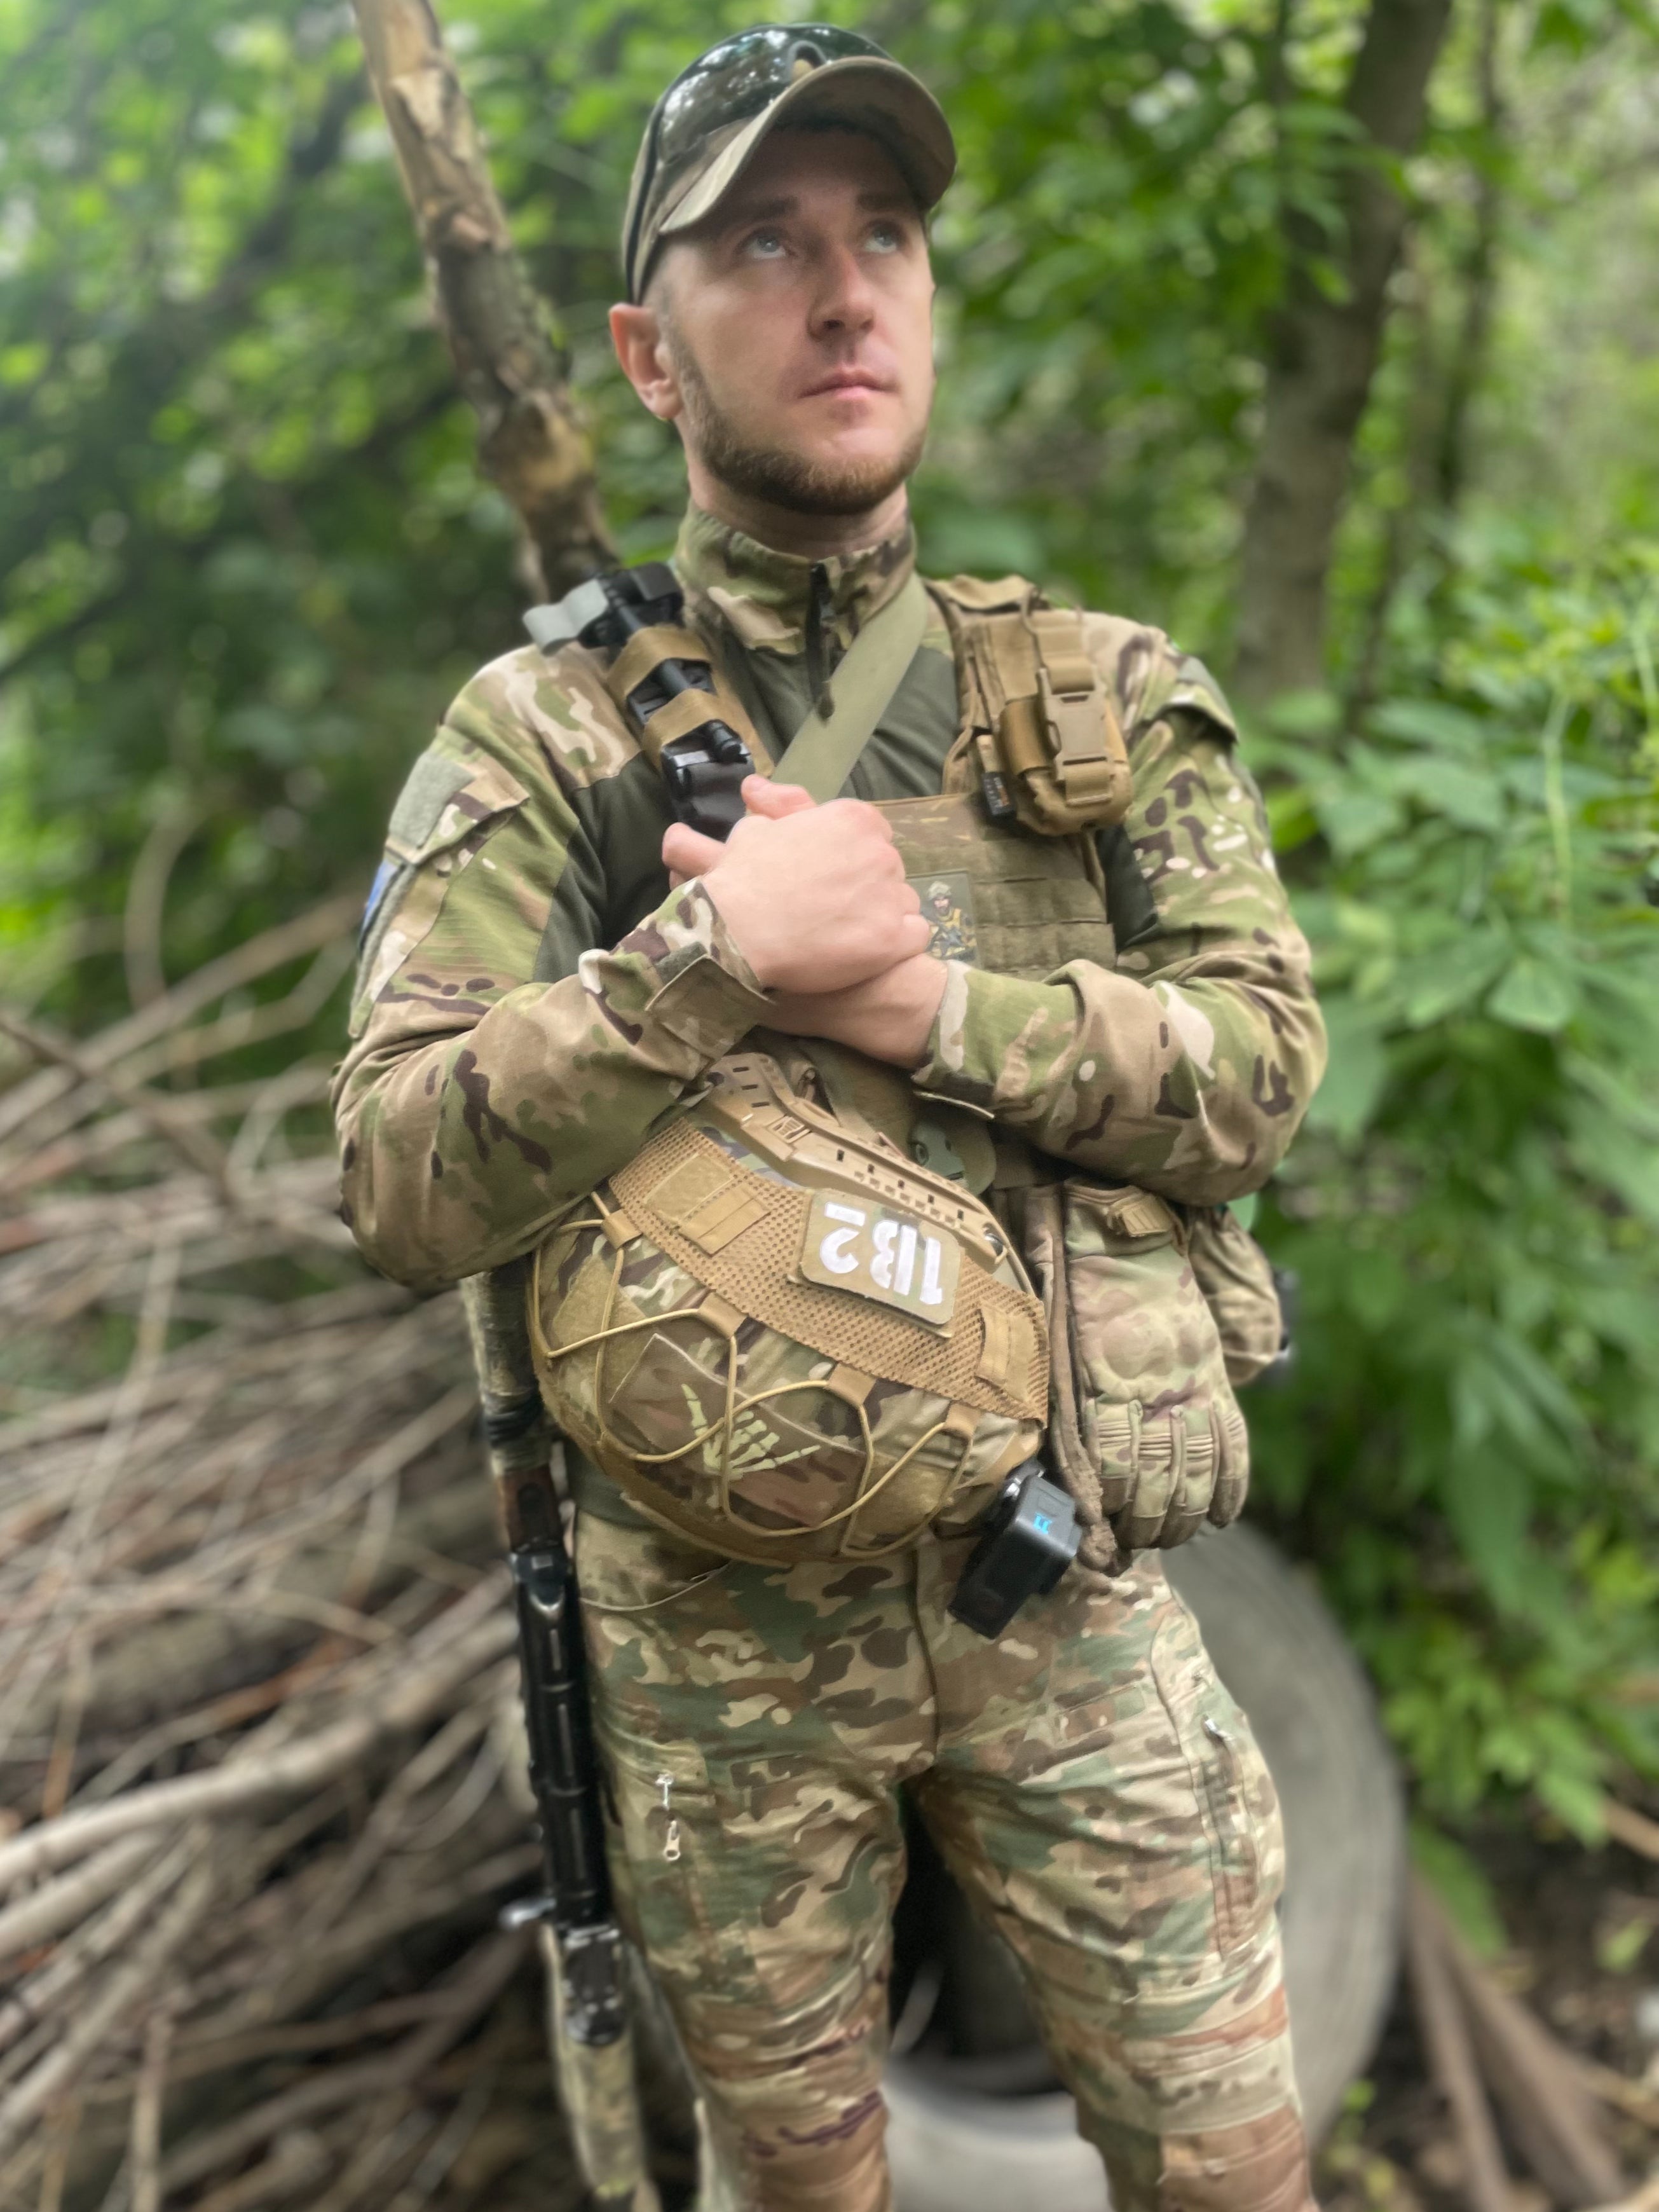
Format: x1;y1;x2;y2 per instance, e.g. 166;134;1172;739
798;1190;960;1326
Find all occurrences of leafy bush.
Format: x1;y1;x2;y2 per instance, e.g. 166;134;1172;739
1248;532;1659;1828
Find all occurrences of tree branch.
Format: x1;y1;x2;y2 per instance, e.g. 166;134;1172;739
1434;0;1506;512
350;0;614;595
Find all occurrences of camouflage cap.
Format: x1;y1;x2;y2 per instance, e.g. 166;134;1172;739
622;25;955;303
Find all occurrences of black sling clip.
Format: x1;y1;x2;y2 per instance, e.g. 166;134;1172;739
524;564;753;841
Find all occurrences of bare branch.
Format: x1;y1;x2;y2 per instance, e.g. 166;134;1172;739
0;1568;505;1893
351;0;614;594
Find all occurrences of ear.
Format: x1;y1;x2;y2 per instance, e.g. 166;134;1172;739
609;303;683;422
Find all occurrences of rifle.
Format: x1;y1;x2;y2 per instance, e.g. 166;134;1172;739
460;1261;661;2212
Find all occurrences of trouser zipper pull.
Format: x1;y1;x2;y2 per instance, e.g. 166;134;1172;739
655;1771;683;1863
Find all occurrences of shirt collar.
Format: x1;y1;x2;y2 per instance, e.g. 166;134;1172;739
674;504;918;656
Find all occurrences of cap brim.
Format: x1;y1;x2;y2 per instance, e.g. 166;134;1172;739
657;57;955;244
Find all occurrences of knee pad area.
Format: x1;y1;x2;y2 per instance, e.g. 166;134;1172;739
708;2081;891;2212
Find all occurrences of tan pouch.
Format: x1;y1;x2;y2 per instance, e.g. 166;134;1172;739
938;578;1133;839
1185;1207;1286;1388
1016;1181;1250;1567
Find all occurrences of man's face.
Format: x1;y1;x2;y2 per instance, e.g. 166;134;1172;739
622;127;936;516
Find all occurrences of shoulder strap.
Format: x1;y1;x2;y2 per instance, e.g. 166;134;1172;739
768;574;930;801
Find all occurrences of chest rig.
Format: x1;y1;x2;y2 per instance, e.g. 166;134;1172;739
884;570;1132;991
521;563;1268;1593
524;562;1131;966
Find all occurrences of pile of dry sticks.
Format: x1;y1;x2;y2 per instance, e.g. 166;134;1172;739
0;909;606;2212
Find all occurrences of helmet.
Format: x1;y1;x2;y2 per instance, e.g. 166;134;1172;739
530;1055;1046;1562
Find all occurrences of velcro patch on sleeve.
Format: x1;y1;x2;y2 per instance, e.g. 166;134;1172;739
348;751;529;1034
387;753;473;858
385;751;529;865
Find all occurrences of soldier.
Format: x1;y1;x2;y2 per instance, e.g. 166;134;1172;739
334;25;1327;2212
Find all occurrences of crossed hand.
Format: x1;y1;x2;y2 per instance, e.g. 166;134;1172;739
662;777;950;1068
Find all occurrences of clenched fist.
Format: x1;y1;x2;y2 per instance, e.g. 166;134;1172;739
663;778;930;995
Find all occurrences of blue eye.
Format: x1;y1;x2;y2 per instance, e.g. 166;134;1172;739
867;221;903;254
745;228;786;258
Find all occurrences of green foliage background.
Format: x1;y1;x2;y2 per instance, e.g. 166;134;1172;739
3;0;1658;1838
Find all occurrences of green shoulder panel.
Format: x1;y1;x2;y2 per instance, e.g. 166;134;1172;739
1156;650;1238;741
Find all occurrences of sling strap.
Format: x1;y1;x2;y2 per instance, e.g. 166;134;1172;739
768;572;931;801
524;563;771;839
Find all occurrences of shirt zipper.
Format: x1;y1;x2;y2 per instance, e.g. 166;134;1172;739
805;561;837;717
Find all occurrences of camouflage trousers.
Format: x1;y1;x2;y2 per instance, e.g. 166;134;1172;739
576;1511;1313;2212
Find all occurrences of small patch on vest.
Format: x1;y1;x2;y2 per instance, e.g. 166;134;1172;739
911;870;978;965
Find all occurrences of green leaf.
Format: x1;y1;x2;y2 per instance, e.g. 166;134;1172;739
1393;755;1507;834
1487;956;1580;1034
1259;689;1342;739
1346;1247;1411;1330
1368;701;1489;753
1410;1824;1508;1959
1396;933;1512;1026
1306;998;1390;1141
1441;1450;1533;1611
1535;1768;1609;1843
1595;1914;1653;1974
1313;785;1403;856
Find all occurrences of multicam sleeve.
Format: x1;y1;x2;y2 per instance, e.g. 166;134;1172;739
913;639;1327;1205
331;663;772;1294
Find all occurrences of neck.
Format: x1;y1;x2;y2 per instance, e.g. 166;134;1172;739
683;456;910;560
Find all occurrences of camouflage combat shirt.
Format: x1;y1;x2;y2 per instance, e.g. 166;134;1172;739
332;506;1327;1294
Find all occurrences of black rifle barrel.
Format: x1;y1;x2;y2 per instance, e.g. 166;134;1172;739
512;1539;611;1930
460;1264;625;2044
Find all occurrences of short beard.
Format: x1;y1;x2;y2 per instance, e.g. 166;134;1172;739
666;326;925;518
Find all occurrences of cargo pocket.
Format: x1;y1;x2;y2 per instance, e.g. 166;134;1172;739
599;1731;896;2040
1149;1603;1281;1961
597;1735;749;2006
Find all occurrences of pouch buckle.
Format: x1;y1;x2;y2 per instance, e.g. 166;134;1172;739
1037;666;1107;779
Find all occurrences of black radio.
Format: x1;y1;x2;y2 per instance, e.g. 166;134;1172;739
949;1460;1081;1639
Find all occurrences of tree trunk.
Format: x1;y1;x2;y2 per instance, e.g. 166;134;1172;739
1232;0;1456;706
1434;0;1505;512
350;0;614;596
